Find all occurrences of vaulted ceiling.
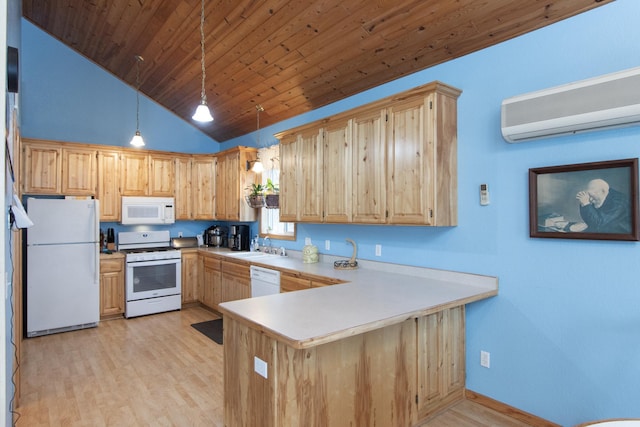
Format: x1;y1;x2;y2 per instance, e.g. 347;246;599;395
23;0;612;142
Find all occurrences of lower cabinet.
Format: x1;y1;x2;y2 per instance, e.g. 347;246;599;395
221;260;250;303
99;255;125;319
417;306;465;418
201;255;222;310
181;250;200;304
280;272;311;292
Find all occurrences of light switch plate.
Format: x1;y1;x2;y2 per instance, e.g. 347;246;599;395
325;240;330;250
305;237;311;245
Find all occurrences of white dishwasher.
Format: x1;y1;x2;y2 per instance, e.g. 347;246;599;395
250;265;281;297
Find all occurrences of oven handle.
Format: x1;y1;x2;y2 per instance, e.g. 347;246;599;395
126;258;182;268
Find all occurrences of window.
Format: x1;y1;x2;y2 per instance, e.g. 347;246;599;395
258;145;296;240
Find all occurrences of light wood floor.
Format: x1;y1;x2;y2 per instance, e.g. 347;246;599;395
16;307;530;427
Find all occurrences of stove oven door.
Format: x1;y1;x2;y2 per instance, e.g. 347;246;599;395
126;258;182;302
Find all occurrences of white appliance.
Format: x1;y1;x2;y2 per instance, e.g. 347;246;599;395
501;66;640;143
26;198;100;337
121;196;175;225
119;231;181;318
250;265;281;297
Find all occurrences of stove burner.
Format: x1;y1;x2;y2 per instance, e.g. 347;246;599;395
120;246;174;254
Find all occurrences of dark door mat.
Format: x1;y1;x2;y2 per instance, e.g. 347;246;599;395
191;319;223;345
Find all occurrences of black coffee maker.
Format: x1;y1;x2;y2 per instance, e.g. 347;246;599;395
229;224;250;251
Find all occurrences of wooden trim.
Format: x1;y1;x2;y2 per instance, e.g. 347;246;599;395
465;389;561;427
574;419;640;427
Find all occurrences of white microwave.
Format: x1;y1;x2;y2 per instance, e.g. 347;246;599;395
121;197;175;225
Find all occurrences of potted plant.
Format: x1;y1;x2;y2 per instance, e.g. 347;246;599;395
264;178;279;209
245;183;265;208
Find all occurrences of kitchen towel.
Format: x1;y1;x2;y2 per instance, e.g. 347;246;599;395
191;319;223;345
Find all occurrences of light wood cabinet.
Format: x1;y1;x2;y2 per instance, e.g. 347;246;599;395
181;250;200;304
221;260;251;303
120;152;149;196
97;150;121;221
215;147;259;222
201;255;222;309
149;154;175;196
280;273;311;293
62;147;97;195
23;141;62;194
174;156;192;220
99;255;125;319
351;108;387;223
417;306;465;418
191;156;216;220
323;119;352;223
278;129;323;222
278;135;298;222
276;81;461;226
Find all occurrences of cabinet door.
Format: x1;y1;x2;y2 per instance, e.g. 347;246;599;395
149;154;175;196
99;258;124;318
278;136;298;222
181;251;200;304
323;119;352;223
174;156;192;220
62;147;97;195
23;143;61;194
220;261;250;303
352;109;386;223
417;306;465;418
192;157;215;220
97;150;121;222
202;256;222;309
298;128;324;222
121;152;149;195
387;98;432;225
215;153;233;220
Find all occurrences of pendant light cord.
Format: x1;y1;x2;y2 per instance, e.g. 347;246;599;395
135;56;141;131
199;0;207;103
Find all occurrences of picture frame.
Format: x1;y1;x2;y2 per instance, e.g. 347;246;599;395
529;158;639;241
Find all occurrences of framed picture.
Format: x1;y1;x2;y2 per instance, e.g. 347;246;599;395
529;158;639;241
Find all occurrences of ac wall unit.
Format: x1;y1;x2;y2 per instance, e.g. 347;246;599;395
501;66;640;143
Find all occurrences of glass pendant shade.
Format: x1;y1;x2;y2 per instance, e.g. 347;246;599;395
130;130;145;147
192;101;214;122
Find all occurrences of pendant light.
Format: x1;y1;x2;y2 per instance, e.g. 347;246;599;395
192;0;214;122
248;104;265;172
129;55;145;147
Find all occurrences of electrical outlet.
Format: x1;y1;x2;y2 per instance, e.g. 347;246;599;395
305;237;311;245
375;244;382;257
254;356;268;378
480;350;490;368
178;231;183;238
325;240;330;250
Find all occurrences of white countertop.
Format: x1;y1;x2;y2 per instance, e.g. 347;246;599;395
210;248;498;349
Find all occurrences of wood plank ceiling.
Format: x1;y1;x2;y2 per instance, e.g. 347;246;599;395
23;0;613;142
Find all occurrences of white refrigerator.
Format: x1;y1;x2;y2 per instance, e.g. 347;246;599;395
26;198;100;337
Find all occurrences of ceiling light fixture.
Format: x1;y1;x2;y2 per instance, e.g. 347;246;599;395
129;55;145;147
192;0;213;123
247;104;265;172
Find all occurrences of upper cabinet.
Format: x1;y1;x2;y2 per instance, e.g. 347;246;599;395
215;146;259;222
276;81;461;226
21;139;257;224
120;152;175;197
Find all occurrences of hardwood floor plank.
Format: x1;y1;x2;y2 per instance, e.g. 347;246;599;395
17;306;530;427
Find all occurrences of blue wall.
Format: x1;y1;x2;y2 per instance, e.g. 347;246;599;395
20;20;219;153
20;1;640;425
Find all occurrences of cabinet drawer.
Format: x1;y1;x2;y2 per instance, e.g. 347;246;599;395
100;259;123;273
280;274;311;293
221;260;250;279
203;256;221;271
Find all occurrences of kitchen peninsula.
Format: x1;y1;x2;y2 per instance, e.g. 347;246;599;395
218;260;497;426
